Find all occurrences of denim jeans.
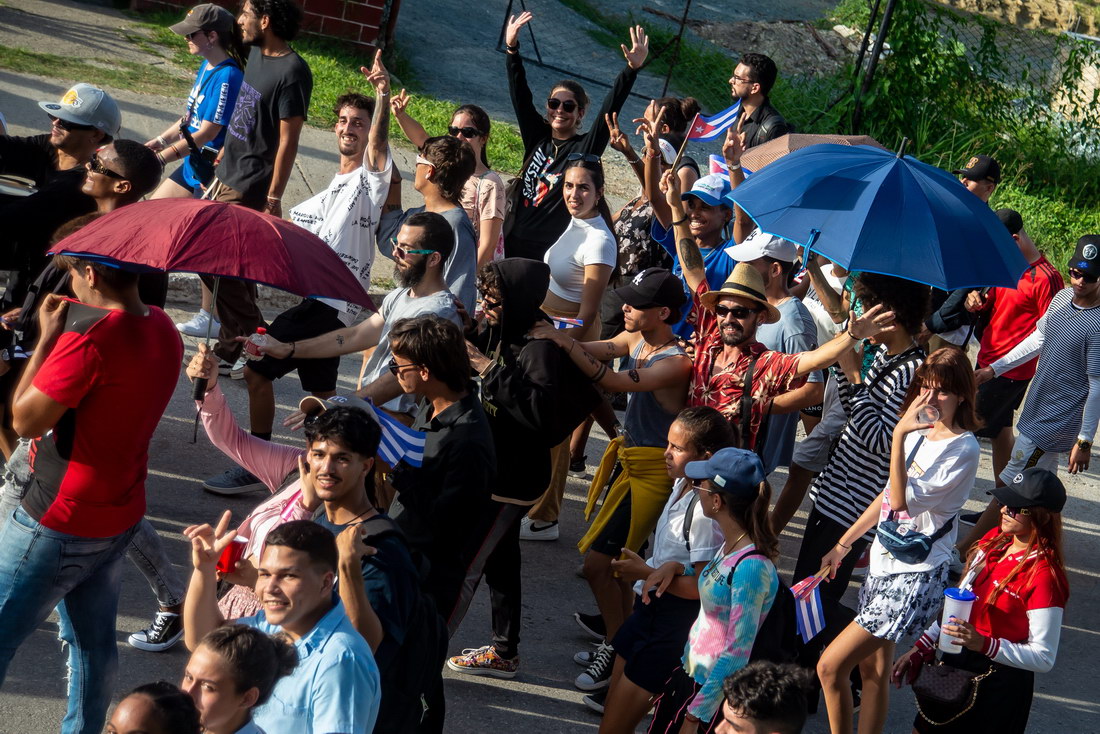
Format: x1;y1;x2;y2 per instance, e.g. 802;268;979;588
0;505;138;734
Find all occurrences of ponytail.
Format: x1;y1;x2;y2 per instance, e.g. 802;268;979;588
724;481;779;561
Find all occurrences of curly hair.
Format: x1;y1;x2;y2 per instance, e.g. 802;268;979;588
420;135;475;205
250;0;302;41
304;405;382;459
854;272;930;337
333;92;374;118
389;314;471;394
721;662;814;734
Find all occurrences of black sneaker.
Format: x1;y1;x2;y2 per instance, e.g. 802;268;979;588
127;611;183;652
582;687;608;714
960;510;982;525
575;642;614;691
202;466;266;496
574;611;606;641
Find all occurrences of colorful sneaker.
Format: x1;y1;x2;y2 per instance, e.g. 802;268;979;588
575;641;614;691
519;516;559;541
574;611;606;641
202;466;266;496
446;645;518;679
176;309;221;338
127;611;183;652
582;688;608;714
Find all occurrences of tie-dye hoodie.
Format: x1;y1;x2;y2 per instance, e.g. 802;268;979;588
682;543;778;722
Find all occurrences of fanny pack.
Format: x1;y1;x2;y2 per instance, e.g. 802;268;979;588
877;436;957;565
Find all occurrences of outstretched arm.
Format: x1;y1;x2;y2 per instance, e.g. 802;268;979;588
795;305;896;376
362;50;391;172
664;169;706;293
390;89;430;150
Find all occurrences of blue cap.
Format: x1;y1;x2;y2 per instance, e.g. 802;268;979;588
684;447;765;497
681;174;731;208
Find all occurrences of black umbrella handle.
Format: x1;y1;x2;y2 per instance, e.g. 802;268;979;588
192;376;209;401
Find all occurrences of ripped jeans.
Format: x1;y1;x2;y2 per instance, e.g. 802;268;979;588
0;505;138;734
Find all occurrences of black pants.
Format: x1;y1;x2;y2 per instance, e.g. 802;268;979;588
483;503;527;659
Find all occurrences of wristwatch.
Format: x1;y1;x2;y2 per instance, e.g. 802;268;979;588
1076;439;1092;451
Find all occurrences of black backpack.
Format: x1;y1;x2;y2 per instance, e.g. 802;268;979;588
726;549;800;665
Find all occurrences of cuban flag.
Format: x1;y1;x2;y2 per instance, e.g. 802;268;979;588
373;407;427;468
791;572;827;643
709;155;729;177
686;101;741;142
550;315;584;330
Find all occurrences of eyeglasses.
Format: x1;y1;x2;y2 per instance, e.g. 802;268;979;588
730;74;756;85
546;98;578;113
1004;506;1033;519
566;152;601;164
88;152;125;180
389;237;434;258
713;304;759;319
448;125;482;139
48;114;95;133
1070;268;1099;284
691;479;718;494
388;357;423;376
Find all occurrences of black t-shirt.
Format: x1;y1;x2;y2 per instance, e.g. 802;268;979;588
218;46;312;200
0;133;59;186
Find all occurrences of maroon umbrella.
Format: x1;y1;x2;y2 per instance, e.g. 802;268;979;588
48;197;374;309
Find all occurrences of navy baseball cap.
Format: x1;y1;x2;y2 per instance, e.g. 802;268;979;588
685;447;765;497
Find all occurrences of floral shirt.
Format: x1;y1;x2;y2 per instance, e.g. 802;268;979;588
688;281;806;448
613;194;671;283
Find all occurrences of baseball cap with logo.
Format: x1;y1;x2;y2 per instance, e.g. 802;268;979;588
952;154;1001;184
38;83;121;137
684;447;765;498
681;174;731;208
1068;234;1100;279
614;267;686;317
725;228;799;263
170;3;236;37
989;467;1066;512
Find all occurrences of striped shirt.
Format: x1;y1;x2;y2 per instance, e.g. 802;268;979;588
1016;288;1100;452
809;345;925;535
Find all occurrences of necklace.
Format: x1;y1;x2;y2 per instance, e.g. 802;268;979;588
341;505;376;526
637;336;677;366
701;531;750;578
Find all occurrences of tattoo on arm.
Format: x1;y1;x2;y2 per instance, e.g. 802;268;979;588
336;335;345;346
604;342;618;358
678;237;704;272
627;368;640;383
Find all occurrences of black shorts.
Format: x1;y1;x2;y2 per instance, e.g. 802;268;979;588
167;164;201;196
975;374;1029;438
612;593;700;694
246;299;344;392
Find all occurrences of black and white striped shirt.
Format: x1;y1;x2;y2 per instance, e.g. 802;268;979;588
809;345;925;536
1017;288;1100;452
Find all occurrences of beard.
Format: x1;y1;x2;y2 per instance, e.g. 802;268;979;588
720;323;751;347
395;256;429;288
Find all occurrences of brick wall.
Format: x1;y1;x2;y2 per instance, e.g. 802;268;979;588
129;0;395;50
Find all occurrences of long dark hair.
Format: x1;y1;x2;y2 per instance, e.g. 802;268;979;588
721;481;779;561
563;159;614;232
654;96;702;136
212;24;247;69
452;104;492;168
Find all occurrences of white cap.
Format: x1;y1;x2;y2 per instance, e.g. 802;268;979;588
726;228;799;263
38;83;121;137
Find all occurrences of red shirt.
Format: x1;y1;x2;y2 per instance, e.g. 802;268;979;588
977;255;1063;381
688;282;805;448
969;529;1069;643
24;301;182;537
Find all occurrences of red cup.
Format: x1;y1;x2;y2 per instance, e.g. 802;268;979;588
216;537;247;575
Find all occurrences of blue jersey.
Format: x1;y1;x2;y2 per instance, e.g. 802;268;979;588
652;220;737;338
181;58;243;189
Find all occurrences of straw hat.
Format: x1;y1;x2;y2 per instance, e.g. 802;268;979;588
700;262;781;324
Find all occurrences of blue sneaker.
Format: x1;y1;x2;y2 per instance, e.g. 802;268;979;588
202;466;265;496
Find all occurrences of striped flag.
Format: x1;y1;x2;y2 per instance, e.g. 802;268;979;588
550;315;584;330
373;406;427;468
686;101;741;142
792;572;828;643
709;154;754;180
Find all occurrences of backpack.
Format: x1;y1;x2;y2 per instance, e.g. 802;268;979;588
357;514;448;733
727;549;799;665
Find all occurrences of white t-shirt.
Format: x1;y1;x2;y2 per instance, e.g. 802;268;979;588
869;430;980;577
289;156;392;325
543;215;616;303
633;477;724;595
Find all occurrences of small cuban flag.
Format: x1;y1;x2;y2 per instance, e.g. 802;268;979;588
373;407;427;468
550;315;584;330
686;101;741;142
791;569;829;643
710;154;754;180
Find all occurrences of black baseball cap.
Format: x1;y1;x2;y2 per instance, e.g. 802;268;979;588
989;467;1066;512
1068;234;1100;279
996;208;1023;236
615;267;686;312
953;154;1001;184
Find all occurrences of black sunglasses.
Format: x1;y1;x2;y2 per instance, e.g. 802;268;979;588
49;114;96;132
448;125;482;138
566;152;601;164
89;152;125;180
713;304;760;319
1070;268;1099;284
388;357;422;376
691;479;719;494
1004;506;1033;519
546;98;578;113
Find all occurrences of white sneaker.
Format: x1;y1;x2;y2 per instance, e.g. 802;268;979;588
519;516;559;541
229;355;248;380
575;642;614;691
176;309;221;337
949;545;965;576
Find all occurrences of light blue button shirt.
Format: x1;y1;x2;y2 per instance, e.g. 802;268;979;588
234;722;266;734
239;598;380;734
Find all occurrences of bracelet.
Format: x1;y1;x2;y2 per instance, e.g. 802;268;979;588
846;329;859;340
155;151;166;167
672;216;689;226
568;339;576;355
590;363;608;383
266;195;281;202
685;714;700;723
836;541;851;550
626;157;641;165
288;341;296;359
156;135;168;147
506;43;518;51
644;148;661;159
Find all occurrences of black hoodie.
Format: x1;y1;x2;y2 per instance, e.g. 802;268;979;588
474;259;600;503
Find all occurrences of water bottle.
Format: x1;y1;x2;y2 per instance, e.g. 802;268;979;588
243;327;267;361
917;405;940;437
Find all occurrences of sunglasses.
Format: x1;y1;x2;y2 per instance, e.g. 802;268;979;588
713;304;760;319
389;237;434;258
566;152;601;164
448;125;482;139
88;152;125;180
546;98;578;113
1069;268;1099;284
185;30;208;40
388;357;422;376
690;479;718;494
415;154;433;168
49;114;96;133
1004;506;1032;519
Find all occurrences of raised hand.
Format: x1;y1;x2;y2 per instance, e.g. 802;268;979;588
360;48;390;96
634;104;666;155
847;303;896;340
722;126;745;166
504;11;533;48
622;25;649;69
297;454;320;512
184;509;238;572
605;112;632;157
391;88;410;116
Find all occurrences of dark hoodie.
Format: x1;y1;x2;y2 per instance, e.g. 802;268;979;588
474;259;600;504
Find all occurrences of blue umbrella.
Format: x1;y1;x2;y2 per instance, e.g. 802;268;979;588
727;143;1028;290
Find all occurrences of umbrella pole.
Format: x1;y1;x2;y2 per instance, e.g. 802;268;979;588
192;277;221;443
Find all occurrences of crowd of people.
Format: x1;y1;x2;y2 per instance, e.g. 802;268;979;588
0;1;1086;733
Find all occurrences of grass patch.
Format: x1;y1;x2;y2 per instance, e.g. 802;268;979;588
0;45;190;97
993;185;1100;266
129;9;527;173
